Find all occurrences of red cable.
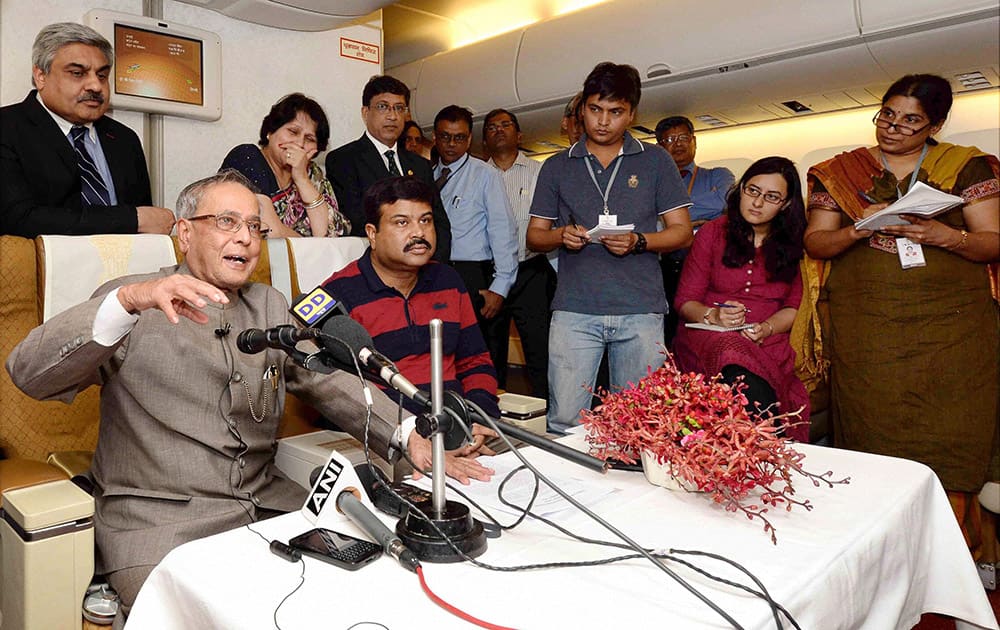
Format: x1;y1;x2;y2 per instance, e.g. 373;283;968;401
416;565;516;630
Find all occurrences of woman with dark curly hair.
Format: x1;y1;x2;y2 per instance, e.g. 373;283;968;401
674;156;809;441
220;93;350;237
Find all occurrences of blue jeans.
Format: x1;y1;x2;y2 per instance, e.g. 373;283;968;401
547;311;665;434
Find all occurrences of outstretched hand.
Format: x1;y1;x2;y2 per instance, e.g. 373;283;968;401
116;274;229;324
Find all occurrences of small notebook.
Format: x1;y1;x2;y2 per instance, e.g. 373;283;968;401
854;182;963;231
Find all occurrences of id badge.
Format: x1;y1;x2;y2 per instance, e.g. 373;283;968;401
598;214;618;227
896;237;926;269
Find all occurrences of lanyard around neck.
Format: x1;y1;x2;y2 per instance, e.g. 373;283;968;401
880;143;929;199
584;154;623;215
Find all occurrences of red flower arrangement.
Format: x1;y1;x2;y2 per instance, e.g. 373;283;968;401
581;355;849;544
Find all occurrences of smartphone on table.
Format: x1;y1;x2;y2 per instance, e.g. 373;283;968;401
288;528;382;571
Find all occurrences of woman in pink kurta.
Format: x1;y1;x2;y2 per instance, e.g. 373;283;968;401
673;156;809;441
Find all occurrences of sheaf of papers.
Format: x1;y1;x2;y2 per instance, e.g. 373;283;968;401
586;224;634;238
685;322;755;332
410;454;620;519
854;181;963;231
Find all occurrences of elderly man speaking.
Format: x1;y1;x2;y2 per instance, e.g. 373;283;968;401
6;170;493;620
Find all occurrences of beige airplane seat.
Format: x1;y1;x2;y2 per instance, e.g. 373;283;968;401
0;233;357;628
268;236;370;303
0;234;177;630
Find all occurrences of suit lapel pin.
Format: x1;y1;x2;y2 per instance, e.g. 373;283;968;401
628;174;638;188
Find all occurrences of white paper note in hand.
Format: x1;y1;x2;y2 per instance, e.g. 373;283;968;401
587;224;634;238
854;182;963;231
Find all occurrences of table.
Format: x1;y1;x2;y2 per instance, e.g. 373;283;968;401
126;436;998;630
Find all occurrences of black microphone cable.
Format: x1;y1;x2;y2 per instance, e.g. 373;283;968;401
325;333;790;629
393;396;791;630
215;324;305;630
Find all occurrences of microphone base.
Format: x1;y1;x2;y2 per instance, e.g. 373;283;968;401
396;499;486;563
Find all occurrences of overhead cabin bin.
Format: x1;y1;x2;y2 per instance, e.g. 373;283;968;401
514;0;859;107
406;30;522;126
389;0;999;148
630;44;882;131
176;0;392;31
863;13;1000;80
857;0;997;33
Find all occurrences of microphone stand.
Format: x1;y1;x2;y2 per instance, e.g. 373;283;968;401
396;319;487;563
430;319;446;516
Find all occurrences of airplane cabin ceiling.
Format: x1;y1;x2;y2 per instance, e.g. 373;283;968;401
382;0;999;157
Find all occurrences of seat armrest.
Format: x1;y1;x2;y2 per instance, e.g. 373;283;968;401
0;459;70;495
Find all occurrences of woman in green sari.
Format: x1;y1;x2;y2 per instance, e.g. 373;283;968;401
804;74;999;559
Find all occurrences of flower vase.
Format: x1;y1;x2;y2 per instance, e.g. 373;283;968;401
640;450;700;491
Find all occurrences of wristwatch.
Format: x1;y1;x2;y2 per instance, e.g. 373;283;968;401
632;232;647;255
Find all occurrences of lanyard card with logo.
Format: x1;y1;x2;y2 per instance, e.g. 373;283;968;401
881;144;929;269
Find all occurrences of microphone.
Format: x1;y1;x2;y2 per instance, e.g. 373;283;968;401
236;325;320;354
336;490;420;573
318;317;431;409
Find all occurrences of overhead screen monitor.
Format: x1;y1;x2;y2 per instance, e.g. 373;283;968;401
85;10;222;121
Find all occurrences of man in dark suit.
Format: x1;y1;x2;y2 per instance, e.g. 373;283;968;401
0;22;174;238
325;75;451;260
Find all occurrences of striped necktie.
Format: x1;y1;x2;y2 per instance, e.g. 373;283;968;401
384;150;401;176
435;167;451;191
70;126;111;206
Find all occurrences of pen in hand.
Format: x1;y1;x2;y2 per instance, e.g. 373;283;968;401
713;302;751;314
858;191;879;204
567;215;588;245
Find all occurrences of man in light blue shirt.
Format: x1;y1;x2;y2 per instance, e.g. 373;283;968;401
655;115;735;345
433;105;518;376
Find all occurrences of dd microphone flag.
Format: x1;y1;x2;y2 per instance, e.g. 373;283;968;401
289;285;348;328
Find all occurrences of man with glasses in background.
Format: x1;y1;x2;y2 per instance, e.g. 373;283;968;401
655;115;735;345
483;108;554;399
326;75;450;260
433;105;518;375
6;169;492;623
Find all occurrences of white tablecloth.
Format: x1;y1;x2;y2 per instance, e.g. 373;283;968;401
126;440;998;630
